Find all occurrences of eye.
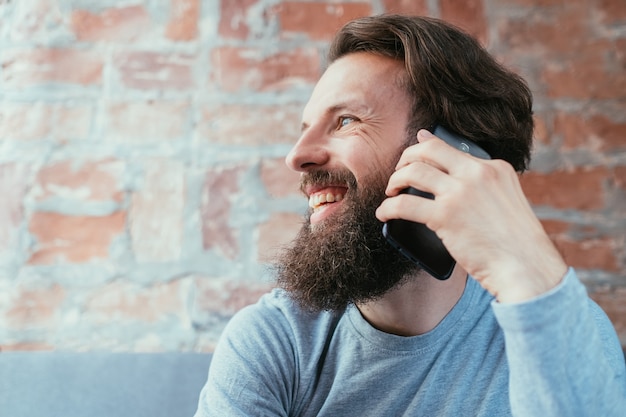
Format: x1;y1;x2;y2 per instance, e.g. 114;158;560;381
337;116;356;129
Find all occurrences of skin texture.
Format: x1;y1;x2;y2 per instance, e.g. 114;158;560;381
286;52;568;336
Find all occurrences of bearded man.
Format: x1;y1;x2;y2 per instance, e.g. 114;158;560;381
195;15;625;416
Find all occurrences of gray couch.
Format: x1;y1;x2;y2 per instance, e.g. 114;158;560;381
0;351;211;417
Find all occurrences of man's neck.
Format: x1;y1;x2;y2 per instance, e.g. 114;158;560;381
356;266;468;337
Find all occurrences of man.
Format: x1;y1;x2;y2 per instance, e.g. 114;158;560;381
195;15;625;416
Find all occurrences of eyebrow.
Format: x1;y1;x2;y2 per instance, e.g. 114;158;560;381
300;100;370;132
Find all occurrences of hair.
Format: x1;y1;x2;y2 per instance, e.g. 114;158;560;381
328;14;533;172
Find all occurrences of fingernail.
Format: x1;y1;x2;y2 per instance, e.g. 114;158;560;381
419;129;435;138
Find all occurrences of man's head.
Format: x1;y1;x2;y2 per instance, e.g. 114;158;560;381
276;15;535;311
329;14;534;172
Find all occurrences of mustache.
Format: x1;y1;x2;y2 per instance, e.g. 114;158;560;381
299;169;358;195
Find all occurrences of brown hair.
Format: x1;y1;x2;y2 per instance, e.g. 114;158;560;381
328;14;533;172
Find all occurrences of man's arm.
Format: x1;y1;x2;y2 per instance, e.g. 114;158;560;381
376;128;625;415
194;297;295;417
493;268;626;416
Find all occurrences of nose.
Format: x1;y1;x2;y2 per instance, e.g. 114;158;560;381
285;127;330;172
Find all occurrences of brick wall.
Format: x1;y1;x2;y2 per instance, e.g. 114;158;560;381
0;0;624;352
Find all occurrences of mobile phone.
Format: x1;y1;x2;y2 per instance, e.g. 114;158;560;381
382;125;491;280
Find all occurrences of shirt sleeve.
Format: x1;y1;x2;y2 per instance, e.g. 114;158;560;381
194;297;296;417
492;268;626;417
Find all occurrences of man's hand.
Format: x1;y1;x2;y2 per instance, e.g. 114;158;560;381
376;129;568;303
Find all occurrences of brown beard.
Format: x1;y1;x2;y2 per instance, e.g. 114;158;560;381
275;169;419;312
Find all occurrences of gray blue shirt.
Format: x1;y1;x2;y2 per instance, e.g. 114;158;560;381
195;269;626;416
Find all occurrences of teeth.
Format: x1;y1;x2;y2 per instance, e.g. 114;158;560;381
308;193;344;208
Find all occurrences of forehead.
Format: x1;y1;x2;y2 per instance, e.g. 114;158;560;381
303;52;410;120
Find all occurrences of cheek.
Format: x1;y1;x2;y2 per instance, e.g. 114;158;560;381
339;130;406;186
344;149;398;190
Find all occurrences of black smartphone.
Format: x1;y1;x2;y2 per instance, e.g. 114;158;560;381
382;125;491;280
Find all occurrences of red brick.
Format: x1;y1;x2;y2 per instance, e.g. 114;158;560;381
0;102;52;140
554;112;626;151
210;46;321;92
6;284;65;329
130;160;185;262
71;5;152;42
257;212;302;262
28;211;126;264
0;102;93;141
542;220;609;240
440;0;488;44
201;166;246;259
597;0;626;26
0;163;31;252
521;166;610;210
166;0;200;41
35;159;125;203
197;103;302;145
84;280;183;322
1;48;103;88
218;0;258;39
260;157;301;198
532;113;550;145
105;100;189;142
553;237;620;272
113;51;195;90
589;286;626;346
538;219;621;272
275;1;372;41
542;40;626;99
497;7;588;56
495;0;578;7
53;103;94;141
192;277;273;316
383;0;428;14
540;219;571;236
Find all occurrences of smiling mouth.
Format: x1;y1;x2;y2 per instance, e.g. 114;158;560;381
309;192;345;211
308;186;347;212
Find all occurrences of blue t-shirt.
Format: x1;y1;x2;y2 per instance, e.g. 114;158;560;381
195;269;625;416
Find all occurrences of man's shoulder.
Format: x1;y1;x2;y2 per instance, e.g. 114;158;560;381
240;287;343;316
223;287;345;349
235;287;333;323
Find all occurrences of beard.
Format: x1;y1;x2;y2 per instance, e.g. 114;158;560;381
275;168;420;312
